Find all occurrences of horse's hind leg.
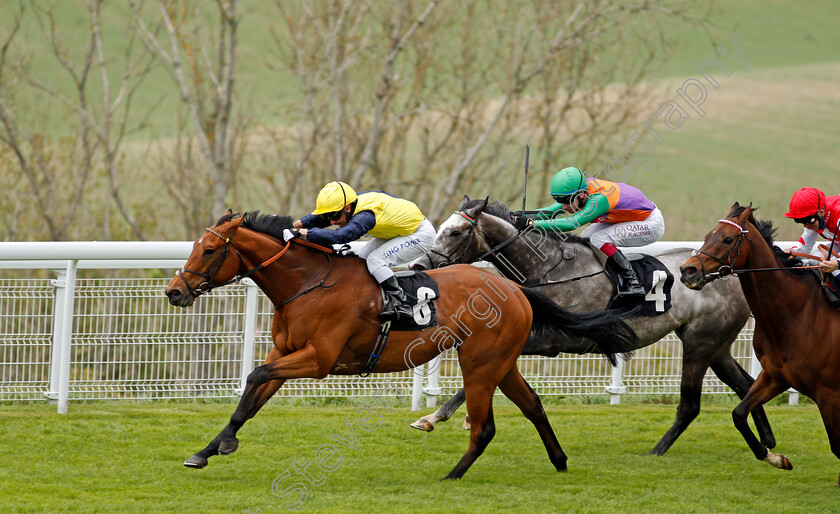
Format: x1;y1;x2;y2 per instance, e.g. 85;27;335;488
443;382;496;480
498;367;567;471
410;388;466;432
733;372;792;470
711;354;776;449
646;354;709;456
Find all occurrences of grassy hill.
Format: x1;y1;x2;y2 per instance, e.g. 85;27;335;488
0;0;836;240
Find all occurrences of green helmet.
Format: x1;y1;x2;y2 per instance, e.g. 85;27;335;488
549;167;587;198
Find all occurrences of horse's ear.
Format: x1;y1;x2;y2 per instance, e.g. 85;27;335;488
727;202;741;218
214;209;234;227
460;195;471;209
480;196;489;210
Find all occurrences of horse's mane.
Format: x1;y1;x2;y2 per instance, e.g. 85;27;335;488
235;211;295;240
730;206;807;273
466;199;590;246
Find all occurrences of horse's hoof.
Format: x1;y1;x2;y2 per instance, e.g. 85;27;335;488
184;454;208;468
780;455;793;470
410;418;434;432
462;416;471;431
764;451;793;470
219;439;239;455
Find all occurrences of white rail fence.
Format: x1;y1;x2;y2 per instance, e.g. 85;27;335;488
0;241;791;413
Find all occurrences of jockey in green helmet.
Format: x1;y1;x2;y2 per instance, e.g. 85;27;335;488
518;167;665;297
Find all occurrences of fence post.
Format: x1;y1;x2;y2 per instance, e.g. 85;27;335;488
424;356;441;408
606;355;626;405
51;260;77;414
411;365;424;411
237;279;259;395
45;269;67;404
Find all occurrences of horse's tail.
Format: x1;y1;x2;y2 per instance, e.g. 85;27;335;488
520;286;637;366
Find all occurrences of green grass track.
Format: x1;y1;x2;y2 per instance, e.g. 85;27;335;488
0;400;836;513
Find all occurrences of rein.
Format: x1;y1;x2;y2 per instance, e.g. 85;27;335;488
694;219;824;281
178;226;343;306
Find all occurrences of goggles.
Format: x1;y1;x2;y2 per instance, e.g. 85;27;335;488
552;193;577;205
793;214;819;225
321;210;344;221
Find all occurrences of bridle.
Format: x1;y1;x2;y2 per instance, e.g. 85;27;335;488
429;211;479;266
428;209;593;285
177;225;292;299
691;218;751;282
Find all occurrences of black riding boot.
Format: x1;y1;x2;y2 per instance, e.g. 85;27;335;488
380;276;414;320
606;250;645;297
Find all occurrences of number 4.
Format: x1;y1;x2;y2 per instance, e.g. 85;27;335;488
645;270;667;312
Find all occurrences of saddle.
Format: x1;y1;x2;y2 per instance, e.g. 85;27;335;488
383;270;441;331
790;245;840;309
604;254;674;316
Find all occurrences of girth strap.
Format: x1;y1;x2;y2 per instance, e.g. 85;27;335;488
359;321;391;377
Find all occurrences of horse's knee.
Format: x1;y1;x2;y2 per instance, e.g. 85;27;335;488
474;418;495;448
732;405;749;428
676;400;701;421
247;365;270;385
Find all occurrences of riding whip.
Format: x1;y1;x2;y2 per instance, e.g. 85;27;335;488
521;145;530;214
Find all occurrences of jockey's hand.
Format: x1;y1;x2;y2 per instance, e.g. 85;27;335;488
514;215;533;231
282;228;301;242
820;259;839;274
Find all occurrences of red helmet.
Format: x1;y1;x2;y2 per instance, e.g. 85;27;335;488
784;187;826;219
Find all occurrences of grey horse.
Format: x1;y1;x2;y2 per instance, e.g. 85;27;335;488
410;196;775;456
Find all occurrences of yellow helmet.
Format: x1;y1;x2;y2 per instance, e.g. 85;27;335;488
312;181;358;215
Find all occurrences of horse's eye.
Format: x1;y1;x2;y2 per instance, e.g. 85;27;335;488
203;248;215;256
723;236;734;244
450;230;461;237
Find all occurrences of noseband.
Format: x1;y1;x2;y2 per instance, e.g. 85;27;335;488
428;211;478;267
691;219;750;282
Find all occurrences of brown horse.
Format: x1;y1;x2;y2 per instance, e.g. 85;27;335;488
165;211;638;479
680;203;840;485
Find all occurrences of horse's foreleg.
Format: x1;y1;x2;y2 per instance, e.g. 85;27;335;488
186;346;296;469
733;372;791;470
498;367;566;471
410;388;466;432
711;354;776;449
185;378;286;468
443;381;495;480
646;357;707;456
815;394;840;485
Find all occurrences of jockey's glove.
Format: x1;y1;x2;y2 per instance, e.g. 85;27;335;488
282;228;300;242
514;215;534;231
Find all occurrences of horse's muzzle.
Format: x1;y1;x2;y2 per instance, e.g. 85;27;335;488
679;264;706;290
165;285;195;307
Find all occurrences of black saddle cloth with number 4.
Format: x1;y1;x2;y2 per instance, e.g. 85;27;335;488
387;270;440;331
605;254;674;316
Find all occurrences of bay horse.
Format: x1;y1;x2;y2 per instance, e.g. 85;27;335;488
164;211;638;479
410;196;775;456
680;202;840;485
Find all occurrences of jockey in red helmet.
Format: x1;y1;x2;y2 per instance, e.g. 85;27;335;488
784;187;840;275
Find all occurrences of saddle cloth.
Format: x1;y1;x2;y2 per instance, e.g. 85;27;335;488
605;254;674;316
386;270;440;331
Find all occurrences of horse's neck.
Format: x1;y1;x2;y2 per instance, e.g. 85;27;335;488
238;234;326;304
737;232;812;325
487;227;601;278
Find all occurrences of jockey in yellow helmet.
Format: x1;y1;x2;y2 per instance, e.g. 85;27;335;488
289;181;435;320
